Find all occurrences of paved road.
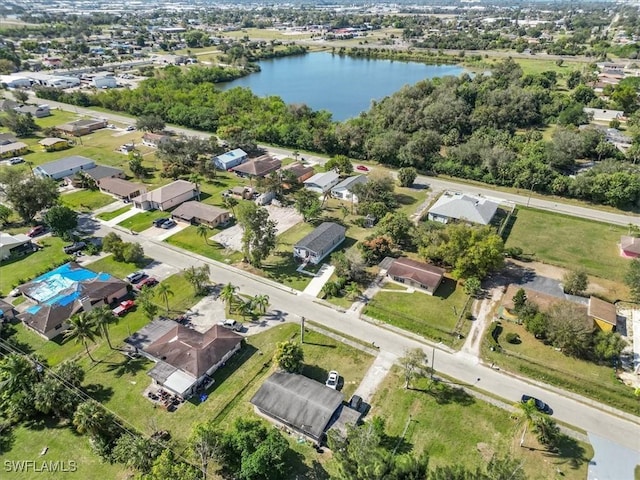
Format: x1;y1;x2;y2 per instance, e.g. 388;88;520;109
40;96;640;226
83;216;640;455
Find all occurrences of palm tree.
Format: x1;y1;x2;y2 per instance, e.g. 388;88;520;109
65;312;99;362
252;294;269;315
345;282;362;301
73;400;110;437
196;224;210;245
512;398;540;448
220;282;238;312
155;282;174;315
92;306;117;350
238;300;253;320
189;173;202;201
222;196;238;217
0;353;37;397
533;416;561;449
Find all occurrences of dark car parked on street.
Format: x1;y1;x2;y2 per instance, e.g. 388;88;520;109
521;394;552;414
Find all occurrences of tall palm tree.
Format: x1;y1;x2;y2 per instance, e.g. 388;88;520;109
196;223;210;245
189;173;202;201
155;282;174;315
0;353;37;397
251;294;269;315
512;398;540;448
65;312;99;362
73;400;110;437
222;196;238;217
92;306;117;350
220;283;238;312
238;300;253;320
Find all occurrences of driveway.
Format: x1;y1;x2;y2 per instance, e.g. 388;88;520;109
140;260;179;282
182;293;227;333
138;221;190;241
588;433;639;480
352;350;397;403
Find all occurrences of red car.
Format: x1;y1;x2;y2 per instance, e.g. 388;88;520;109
27;225;46;237
112;300;135;317
356;165;370;172
135;277;158;290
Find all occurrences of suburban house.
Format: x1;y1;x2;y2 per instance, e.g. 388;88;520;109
34;155;96;180
18;262;127;339
0;141;28;159
293;222;346;265
588;297;617;332
428;192;500;225
82;165;125;183
498;284;589;323
620;235;640;258
228;186;254;200
56;118;108;136
282;161;314;183
15;104;50;118
386;257;445;295
38;137;70;152
0;299;16;322
171;202;230;228
142;132;171;148
232;155;281;178
583;107;624;123
0;133;17;145
126;320;243;398
331;175;368;202
303;171;341;194
0;232;33;260
98;177;147;202
213;148;248;170
132;179;198;211
251;372;360;444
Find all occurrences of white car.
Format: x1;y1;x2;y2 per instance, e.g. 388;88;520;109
325;370;339;389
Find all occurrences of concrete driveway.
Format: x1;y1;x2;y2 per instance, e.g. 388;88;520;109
588;433;639;480
140;260;179;282
138;221;189;241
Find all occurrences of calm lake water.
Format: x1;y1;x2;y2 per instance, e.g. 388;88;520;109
220;52;465;121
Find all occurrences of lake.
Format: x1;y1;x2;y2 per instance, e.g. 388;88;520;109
220;52;464;121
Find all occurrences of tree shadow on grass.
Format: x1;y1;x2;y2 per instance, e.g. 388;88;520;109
84;383;114;403
544;434;589;470
1;322;35;354
411;382;475;406
301;364;330;385
284;446;324;479
103;355;149;378
0;422;15;455
433;277;457;300
395;193;418;207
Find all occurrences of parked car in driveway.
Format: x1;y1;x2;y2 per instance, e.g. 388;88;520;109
521;394;552;414
218;319;243;331
152;218;170;228
325;370;339;389
112;300;135;317
160;219;176;229
135;277;158;290
27;225;46;237
356;165;369;172
9;157;24;165
125;271;147;284
63;242;86;254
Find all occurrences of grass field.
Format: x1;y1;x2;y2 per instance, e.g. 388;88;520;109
483;320;640;416
96;205;132;221
85;254;151;280
371;367;592;480
116;210;169;233
164;225;244;264
504;207;630;285
0;237;71;294
363;278;471;346
60;189;115;212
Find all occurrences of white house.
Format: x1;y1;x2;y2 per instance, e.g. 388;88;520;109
331;175;367;202
132;180;198;211
293;222;346;264
213;149;248;170
94;74;117;89
428;192;500;225
303;171;340;194
0;232;33;260
34;156;96;180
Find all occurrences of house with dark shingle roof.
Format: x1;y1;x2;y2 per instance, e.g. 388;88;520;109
232;155;281;178
282;162;314;183
293;222;346;265
136;322;242;398
171;201;230;228
98;177;147;201
81;165;124;182
588;297;617;332
251;372;358;444
386;257;445;295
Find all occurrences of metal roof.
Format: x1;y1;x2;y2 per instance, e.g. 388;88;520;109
294;222;346;255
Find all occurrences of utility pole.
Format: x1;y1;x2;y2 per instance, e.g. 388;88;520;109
430;347;435;380
300;316;305;343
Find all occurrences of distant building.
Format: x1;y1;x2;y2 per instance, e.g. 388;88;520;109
0;142;28;159
81;165;124;183
293;222;346;264
15;104;50;118
142;132;171;148
18;262;127;339
620;235;640;258
232;155;281;178
0;133;18;145
213;148;248;170
282;162;314;183
132;180;198;211
93;74;117;89
303;171;340;193
56;118;108;136
428;192;499;226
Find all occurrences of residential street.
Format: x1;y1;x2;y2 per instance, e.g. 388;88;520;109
85;217;640;456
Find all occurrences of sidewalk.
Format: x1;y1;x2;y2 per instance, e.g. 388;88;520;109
302;264;335;297
104;207;141;227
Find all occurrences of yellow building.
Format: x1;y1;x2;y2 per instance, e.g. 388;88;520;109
0;142;28;159
588;296;617;332
38;137;70;152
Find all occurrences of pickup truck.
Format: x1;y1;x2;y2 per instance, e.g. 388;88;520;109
218;319;243;332
112;300;135;317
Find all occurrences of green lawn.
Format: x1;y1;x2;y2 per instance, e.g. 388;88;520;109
505;207;630;284
0;237;71;294
85;254;151;280
60;189;115;212
371;367;592;480
483;320;640;416
35;109;78;129
96;205;131;221
164;225;243;264
261;223;316;291
363;278;470;346
0;420;124;480
117;210;169;233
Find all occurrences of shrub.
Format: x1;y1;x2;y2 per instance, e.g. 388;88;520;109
505;332;521;344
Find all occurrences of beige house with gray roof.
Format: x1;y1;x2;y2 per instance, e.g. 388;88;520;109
132;180;198;211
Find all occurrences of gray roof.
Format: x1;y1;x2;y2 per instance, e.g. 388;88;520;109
331;174;367;192
0;133;17;145
125;318;177;351
428;192;499;225
295;222;346;254
133;180;196;205
36;155;95;176
171;201;228;223
83;165;123;181
250;372;343;440
304;171;340;188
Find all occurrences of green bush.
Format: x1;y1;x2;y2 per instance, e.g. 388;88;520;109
505;332;521;344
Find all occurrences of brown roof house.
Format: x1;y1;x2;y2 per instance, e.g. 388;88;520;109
282;162;314;183
171;202;230;228
620;236;640;258
386;257;445;295
232;155;282;178
132;180;198;211
130;321;243;398
18;262;127;339
56;118;107;136
588;297;617;332
251;371;359;445
98;177;147;201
